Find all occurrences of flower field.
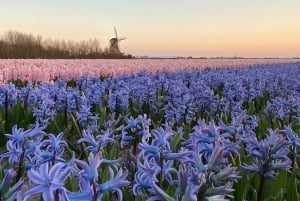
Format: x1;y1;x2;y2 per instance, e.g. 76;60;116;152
1;58;300;83
0;60;300;201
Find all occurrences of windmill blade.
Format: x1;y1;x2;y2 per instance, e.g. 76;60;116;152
114;27;118;38
118;37;127;41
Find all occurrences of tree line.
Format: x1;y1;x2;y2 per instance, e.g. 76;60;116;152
0;30;133;59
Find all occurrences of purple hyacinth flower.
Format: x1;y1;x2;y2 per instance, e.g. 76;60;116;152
0;141;22;165
24;162;70;201
242;129;291;178
77;129;99;153
98;167;130;201
75;151;102;183
41;132;68;156
0;168;23;201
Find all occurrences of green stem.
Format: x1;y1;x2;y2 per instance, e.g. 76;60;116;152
54;189;59;201
257;162;269;201
257;174;266;201
16;144;26;182
197;171;210;201
288;108;292;124
116;97;120;117
64;98;68;127
23;88;29;115
268;114;274;130
158;150;164;187
197;183;207;201
133;135;138;157
291;145;296;170
92;182;98;201
52;150;56;166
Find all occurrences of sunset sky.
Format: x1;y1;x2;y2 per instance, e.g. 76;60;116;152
1;0;300;57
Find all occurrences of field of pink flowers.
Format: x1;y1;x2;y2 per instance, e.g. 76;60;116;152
0;58;299;83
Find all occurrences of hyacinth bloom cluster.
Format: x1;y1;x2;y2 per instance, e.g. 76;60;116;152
241;129;294;201
0;168;23;201
0;124;45;166
133;119;241;201
78;128;115;154
23;162;70;201
0;83;18;108
120;114;151;148
74;151;130;201
0;125;130;201
134;125;191;198
77;112;123;154
0;125;45;200
242;129;292;178
218;104;258;141
283;125;300;162
184;120;241;200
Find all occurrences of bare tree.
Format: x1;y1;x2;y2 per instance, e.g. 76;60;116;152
0;30;132;59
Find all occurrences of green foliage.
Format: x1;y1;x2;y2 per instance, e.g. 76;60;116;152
264;171;287;200
234;172;252;201
286;170;300;201
170;131;183;151
0;119;6;148
8;79;28;88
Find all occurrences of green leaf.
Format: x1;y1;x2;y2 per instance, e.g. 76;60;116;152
70;113;82;138
66;176;79;192
64;138;81;154
286;170;299;201
20;109;34;128
108;143;120;160
234;173;251;201
264;170;287;200
249;185;258;201
9;101;23;127
0;120;7;148
123;187;135;201
170;131;183;151
0;144;6;154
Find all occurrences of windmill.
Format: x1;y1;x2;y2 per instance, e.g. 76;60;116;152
109;27;126;53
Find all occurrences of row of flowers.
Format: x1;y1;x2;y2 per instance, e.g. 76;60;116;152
1;109;299;200
0;62;300;127
0;58;299;83
0;62;300;200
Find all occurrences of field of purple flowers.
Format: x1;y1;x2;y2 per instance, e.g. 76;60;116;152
0;62;300;201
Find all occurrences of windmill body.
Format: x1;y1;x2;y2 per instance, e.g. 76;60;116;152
109;27;126;54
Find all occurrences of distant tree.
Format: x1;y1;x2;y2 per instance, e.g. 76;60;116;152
0;30;132;59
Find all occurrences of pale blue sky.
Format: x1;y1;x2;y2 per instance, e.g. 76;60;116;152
1;0;300;57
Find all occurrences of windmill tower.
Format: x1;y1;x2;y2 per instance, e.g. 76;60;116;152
109;27;126;54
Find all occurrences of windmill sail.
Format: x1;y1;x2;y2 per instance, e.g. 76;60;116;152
109;27;126;54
